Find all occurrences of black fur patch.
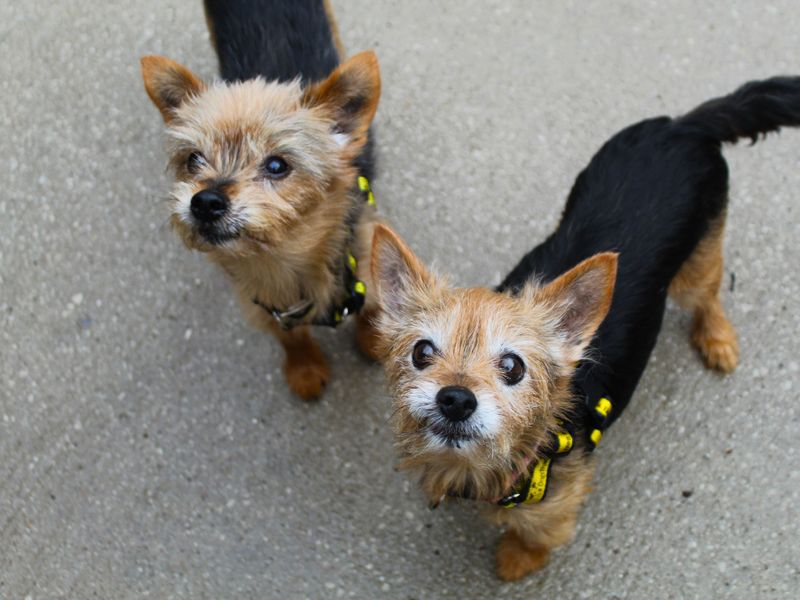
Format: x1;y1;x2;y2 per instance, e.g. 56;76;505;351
498;76;800;428
204;0;339;83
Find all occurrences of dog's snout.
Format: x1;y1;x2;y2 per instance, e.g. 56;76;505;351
190;189;229;223
436;385;477;422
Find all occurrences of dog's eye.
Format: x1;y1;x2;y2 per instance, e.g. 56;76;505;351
186;152;206;175
263;155;290;180
498;353;525;385
412;340;436;369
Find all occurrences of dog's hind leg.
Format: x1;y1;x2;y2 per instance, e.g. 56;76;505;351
669;211;739;373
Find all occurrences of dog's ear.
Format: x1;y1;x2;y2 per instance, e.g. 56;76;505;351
537;252;618;362
304;51;381;150
371;224;432;315
141;55;204;123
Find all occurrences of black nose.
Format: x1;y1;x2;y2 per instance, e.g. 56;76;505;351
190;189;229;223
436;386;477;422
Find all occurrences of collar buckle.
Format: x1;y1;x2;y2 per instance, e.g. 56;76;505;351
498;456;554;508
497;425;576;509
253;298;314;330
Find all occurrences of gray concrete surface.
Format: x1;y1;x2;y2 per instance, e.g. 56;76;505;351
2;0;799;598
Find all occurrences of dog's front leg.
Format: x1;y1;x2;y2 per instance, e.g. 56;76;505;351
496;527;553;581
493;464;591;581
271;323;330;400
496;509;581;581
237;292;330;400
272;325;331;400
354;307;383;362
353;220;384;363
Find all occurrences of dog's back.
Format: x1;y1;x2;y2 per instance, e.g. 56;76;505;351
500;76;800;424
204;0;341;83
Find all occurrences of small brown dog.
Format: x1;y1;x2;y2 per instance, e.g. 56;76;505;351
368;75;800;581
371;226;616;580
141;0;382;399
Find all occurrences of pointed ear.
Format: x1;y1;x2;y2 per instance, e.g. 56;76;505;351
370;224;432;315
303;51;381;147
538;252;618;362
140;55;204;123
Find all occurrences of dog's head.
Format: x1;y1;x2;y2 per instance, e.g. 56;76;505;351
140;52;380;254
371;225;617;493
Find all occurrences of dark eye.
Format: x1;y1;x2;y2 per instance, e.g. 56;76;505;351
412;340;436;370
498;353;525;385
262;155;290;179
186;152;205;174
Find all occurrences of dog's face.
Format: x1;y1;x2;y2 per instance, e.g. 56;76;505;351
140;53;380;253
371;226;617;479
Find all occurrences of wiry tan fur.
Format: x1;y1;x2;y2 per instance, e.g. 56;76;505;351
370;225;617;580
140;51;382;399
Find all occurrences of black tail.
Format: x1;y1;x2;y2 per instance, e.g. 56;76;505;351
678;76;800;143
203;0;340;83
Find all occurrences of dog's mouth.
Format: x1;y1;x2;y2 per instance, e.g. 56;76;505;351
173;201;246;247
196;224;241;245
426;419;479;448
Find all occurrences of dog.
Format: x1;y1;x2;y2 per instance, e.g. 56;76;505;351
140;0;382;400
369;76;800;580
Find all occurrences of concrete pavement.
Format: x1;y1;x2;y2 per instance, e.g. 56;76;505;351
1;0;799;597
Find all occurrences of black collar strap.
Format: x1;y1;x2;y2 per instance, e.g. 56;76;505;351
253;297;314;328
252;176;373;330
358;175;376;206
574;365;615;452
310;250;367;328
587;395;613;449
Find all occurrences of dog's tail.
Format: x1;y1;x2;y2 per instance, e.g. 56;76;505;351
678;76;800;144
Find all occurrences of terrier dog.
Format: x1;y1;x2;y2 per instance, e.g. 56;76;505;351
140;0;382;399
370;76;800;580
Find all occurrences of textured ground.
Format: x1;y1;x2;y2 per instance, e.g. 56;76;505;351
2;1;799;598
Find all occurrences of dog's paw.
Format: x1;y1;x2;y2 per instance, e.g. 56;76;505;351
496;531;550;581
692;321;739;374
283;355;330;401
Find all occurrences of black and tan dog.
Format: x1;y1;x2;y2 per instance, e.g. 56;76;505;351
141;0;382;399
370;77;800;580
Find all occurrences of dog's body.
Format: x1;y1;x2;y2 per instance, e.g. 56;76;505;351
500;79;800;416
371;76;800;580
205;0;342;83
141;0;382;400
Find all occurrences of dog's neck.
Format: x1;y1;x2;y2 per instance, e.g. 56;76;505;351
212;184;363;315
399;425;554;505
